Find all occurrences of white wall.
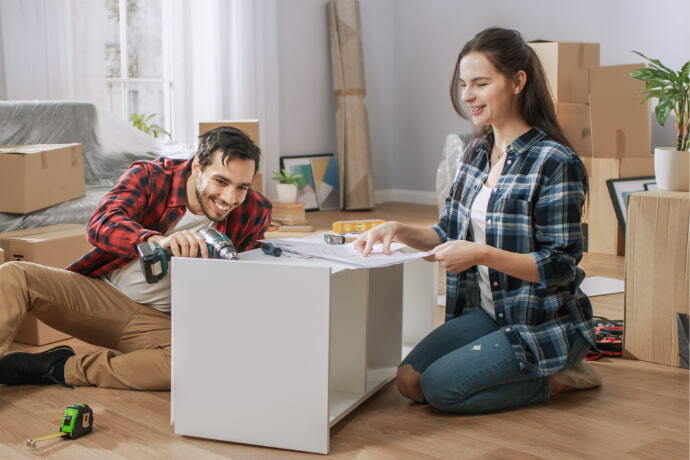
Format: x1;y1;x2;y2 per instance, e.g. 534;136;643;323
274;0;690;198
391;0;690;193
274;0;396;195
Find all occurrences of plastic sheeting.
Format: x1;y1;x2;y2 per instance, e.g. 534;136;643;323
436;133;471;211
0;101;192;232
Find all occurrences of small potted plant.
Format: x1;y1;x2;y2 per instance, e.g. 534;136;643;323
630;51;689;191
272;168;303;203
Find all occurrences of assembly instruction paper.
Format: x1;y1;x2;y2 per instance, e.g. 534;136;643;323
266;235;428;268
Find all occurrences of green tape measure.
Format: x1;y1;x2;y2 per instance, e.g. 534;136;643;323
26;403;94;448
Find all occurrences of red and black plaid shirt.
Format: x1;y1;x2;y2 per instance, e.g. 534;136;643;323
67;157;272;278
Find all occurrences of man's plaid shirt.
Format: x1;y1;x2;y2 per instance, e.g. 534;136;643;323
433;128;596;377
67;157;272;277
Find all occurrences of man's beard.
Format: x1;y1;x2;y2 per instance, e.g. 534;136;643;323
195;186;231;222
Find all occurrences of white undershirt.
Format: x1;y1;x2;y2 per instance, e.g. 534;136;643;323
105;209;213;313
470;184;495;319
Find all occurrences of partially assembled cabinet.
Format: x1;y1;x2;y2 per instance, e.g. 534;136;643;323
171;249;437;454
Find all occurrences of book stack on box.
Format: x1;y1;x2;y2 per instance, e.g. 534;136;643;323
272;202;308;226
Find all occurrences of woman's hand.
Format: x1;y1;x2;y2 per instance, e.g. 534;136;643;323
427;240;487;273
353;221;400;256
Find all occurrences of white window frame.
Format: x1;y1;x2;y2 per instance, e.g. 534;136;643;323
105;0;175;138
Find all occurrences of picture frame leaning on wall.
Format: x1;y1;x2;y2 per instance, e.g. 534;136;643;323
279;154;340;211
606;176;656;234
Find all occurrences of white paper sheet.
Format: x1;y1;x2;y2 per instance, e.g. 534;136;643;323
265;237;428;269
579;276;625;297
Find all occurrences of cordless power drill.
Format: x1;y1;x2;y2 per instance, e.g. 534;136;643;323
137;227;239;284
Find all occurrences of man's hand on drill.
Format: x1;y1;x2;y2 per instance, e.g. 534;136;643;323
147;231;209;258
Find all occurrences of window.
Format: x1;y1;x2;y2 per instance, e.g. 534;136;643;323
105;0;173;138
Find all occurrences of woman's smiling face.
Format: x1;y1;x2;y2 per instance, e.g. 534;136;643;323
459;51;521;128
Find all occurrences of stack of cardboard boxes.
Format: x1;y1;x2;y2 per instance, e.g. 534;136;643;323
0;144;91;346
529;42;654;255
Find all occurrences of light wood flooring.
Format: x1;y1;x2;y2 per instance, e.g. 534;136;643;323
1;202;688;459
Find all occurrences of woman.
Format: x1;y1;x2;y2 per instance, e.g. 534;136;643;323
354;27;600;414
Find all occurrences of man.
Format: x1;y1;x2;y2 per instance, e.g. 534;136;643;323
0;126;272;390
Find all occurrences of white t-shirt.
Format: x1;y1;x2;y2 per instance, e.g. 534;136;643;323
105;209;213;313
470;184;495;319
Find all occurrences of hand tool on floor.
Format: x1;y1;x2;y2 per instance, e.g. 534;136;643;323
137;227;239;283
586;316;624;361
26;403;94;448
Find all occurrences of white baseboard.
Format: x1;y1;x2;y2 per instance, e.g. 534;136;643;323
374;189;437;205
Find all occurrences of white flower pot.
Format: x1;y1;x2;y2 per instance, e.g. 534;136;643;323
654;147;690;192
276;183;298;203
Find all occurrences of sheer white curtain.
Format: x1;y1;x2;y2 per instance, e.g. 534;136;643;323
0;0;280;194
0;0;106;107
170;0;280;193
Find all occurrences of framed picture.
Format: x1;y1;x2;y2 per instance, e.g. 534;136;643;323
280;154;340;211
643;181;658;191
606;176;655;233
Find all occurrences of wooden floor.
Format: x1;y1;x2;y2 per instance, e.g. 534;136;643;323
1;202;688;459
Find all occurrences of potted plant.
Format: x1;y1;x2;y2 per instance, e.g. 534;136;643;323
272;168;303;203
631;51;689;191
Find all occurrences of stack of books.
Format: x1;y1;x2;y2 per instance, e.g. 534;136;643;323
272;202;308;226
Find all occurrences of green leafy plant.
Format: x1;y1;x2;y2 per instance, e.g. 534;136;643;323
272;168;303;187
129;113;170;139
630;51;690;151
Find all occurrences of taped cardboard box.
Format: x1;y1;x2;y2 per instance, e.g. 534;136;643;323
199;120;263;194
557;103;592;157
589;64;651;158
581;157;654;255
0;144;85;214
528;41;600;104
0;224;92;346
624;191;690;367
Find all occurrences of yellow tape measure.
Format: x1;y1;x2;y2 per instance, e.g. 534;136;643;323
331;219;385;234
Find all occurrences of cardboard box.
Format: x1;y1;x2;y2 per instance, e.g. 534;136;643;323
589;64;651;158
624;191;690;367
0;144;85;214
0;224;92;346
557;103;592;156
198;120;263;194
528;41;600;104
581;157;654;255
0;224;92;268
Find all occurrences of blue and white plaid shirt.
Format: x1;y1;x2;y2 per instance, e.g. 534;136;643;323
433;127;596;377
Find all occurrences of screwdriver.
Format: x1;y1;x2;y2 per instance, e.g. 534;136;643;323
260;242;282;257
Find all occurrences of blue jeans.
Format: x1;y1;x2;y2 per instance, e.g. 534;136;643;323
400;308;591;414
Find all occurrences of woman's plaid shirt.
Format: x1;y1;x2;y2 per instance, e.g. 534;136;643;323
67;157;272;278
433;128;596;377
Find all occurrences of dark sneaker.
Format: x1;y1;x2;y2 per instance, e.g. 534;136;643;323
0;345;75;387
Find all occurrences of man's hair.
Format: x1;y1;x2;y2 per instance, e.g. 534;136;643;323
196;126;261;172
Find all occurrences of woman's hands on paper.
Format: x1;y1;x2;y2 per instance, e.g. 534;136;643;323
427;240;487;273
353;221;400;256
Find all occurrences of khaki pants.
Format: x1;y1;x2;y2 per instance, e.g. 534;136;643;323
0;261;171;390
